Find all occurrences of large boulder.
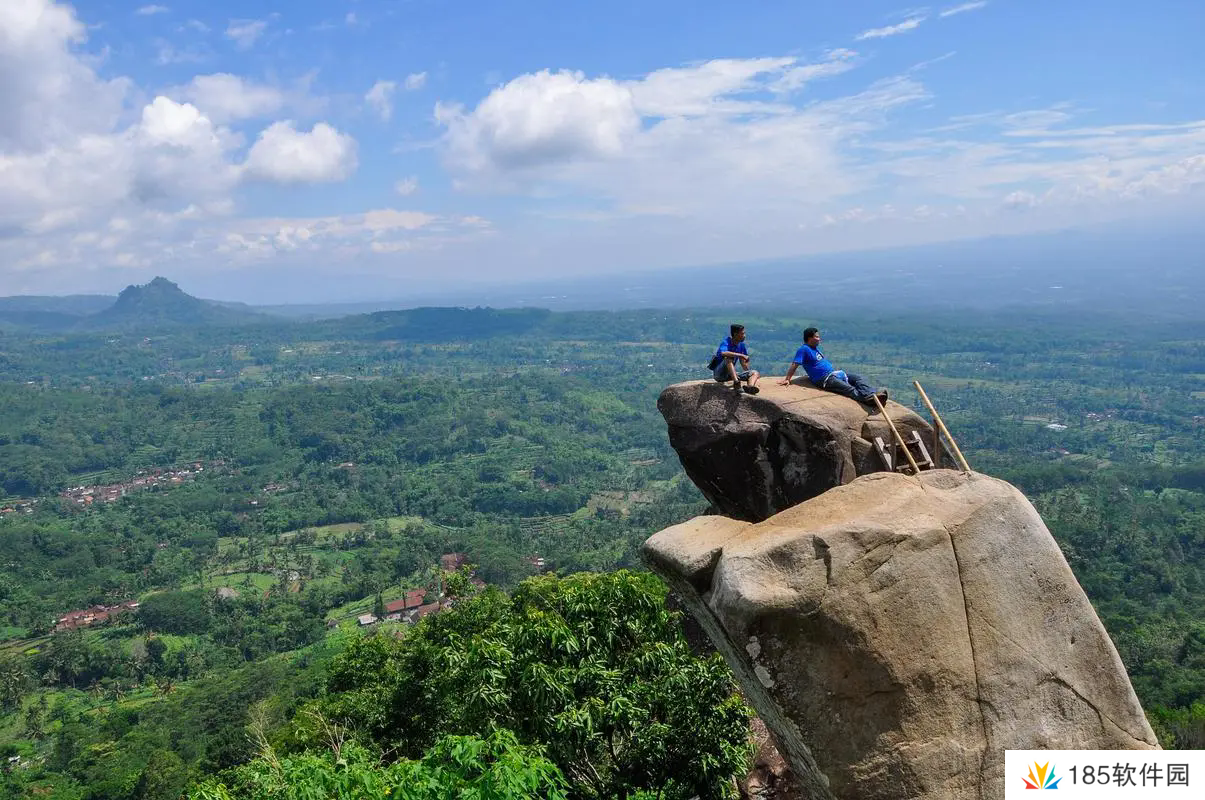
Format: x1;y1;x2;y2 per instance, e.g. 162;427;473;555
658;379;941;521
644;469;1157;800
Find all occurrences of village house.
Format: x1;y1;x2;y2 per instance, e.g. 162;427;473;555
382;589;428;621
60;462;212;507
54;600;141;632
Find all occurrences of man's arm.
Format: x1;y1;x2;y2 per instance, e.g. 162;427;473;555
780;363;798;385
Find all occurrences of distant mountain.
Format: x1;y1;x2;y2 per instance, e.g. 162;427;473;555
80;277;266;330
0;294;114;315
0;294;116;332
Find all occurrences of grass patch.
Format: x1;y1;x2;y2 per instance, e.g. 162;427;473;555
193;572;276;592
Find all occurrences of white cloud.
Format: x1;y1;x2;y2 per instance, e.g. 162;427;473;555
1002;190;1038;210
856;17;927;40
133;97;242;202
939;2;988;18
245;121;358;184
436;57;925;204
771;49;859;93
437;69;640;173
632;57;795;116
225;19;267;49
365;80;396;120
208;208;486;265
139;97;215;147
434;56;1205;270
154;40;205;65
0;3;482;295
405;71;428;91
0;0;129;150
136;4;169;15
4;1;1204;297
178;73;284;123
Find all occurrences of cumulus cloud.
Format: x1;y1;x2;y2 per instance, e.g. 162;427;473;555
435;56;918;202
136;4;169;15
0;3;229;240
225;19;267;49
5;0;1205;296
434;53;1205;261
856;17;926;40
177;73;284;123
437;69;640;173
133;97;242;202
0;0;129;150
405;71;428;91
245;121;358;184
435;53;882;183
939;2;988;18
0;0;480;295
365;80;396;120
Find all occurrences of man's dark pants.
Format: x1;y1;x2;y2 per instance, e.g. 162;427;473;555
822;370;877;402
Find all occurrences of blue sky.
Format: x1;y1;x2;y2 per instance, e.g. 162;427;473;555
2;0;1204;302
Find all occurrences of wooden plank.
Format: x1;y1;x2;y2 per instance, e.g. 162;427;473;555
873;436;894;471
908;431;934;469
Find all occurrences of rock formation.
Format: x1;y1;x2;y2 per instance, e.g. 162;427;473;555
645;469;1158;800
658;379;943;521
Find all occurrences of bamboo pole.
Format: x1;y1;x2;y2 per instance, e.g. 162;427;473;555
913;381;972;473
871;394;921;474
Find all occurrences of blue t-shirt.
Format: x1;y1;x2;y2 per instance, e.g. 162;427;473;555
793;344;834;384
716;336;749;361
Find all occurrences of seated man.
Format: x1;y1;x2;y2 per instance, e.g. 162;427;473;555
780;327;887;404
713;323;760;394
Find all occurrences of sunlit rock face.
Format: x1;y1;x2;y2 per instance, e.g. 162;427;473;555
644;469;1158;800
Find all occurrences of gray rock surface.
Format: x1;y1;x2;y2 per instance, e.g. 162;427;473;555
644;469;1157;800
658;379;941;521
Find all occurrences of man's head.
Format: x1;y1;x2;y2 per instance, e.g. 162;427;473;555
730;323;746;342
803;327;820;347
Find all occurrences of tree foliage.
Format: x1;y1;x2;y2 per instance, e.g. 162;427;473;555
318;571;751;800
190;731;567;800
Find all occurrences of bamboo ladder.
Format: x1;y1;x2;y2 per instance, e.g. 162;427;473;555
869;382;972;475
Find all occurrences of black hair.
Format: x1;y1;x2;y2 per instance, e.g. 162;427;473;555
803;327;819;342
730;324;745;337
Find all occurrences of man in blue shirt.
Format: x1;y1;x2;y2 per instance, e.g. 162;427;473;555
780;327;887;405
712;323;761;394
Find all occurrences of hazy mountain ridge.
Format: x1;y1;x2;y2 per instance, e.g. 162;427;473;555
2;227;1204;331
0;278;266;332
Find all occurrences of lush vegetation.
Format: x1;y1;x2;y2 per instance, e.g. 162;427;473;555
0;302;1203;797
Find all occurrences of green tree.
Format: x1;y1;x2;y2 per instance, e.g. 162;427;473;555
189;730;567;800
0;654;30;711
320;571;751;800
